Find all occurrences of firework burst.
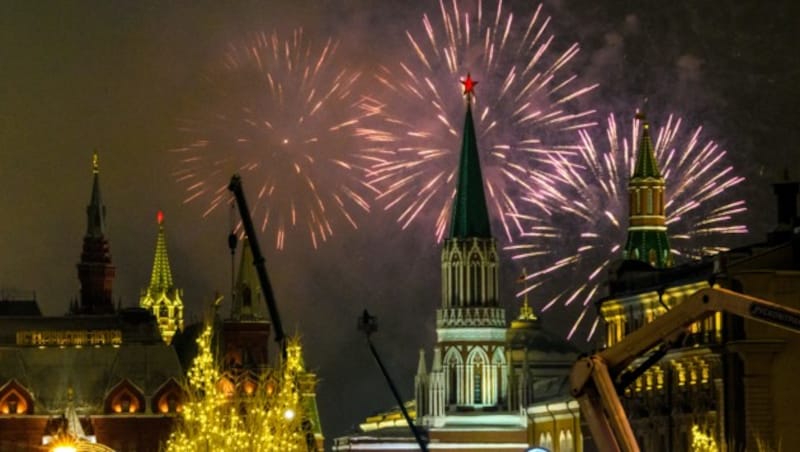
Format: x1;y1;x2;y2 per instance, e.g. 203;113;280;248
509;113;748;341
359;0;598;242
169;29;378;250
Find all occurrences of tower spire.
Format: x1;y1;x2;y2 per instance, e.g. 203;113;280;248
87;149;106;238
76;150;115;314
449;73;491;239
623;111;672;268
427;75;507;417
140;210;184;343
230;237;268;320
517;269;537;321
149;210;174;291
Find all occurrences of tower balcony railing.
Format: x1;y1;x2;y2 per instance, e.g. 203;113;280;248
436;307;506;328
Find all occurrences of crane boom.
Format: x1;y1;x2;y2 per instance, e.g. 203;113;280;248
228;174;286;353
570;287;800;452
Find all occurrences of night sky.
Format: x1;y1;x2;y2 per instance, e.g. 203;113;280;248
1;0;798;443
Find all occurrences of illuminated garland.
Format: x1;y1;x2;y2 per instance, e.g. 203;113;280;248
691;425;719;452
165;325;308;451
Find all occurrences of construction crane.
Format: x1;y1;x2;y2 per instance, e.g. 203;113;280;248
228;174;286;356
570;287;800;452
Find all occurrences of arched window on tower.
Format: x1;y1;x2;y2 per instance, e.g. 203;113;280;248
450;253;460;306
473;358;483;404
492;348;506;405
469;252;481;306
445;350;462;406
466;348;490;406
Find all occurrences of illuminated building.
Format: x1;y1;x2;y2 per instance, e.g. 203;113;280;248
0;153;184;451
168;237;325;451
223;238;324;450
598;142;800;449
139;210;184;344
334;78;580;451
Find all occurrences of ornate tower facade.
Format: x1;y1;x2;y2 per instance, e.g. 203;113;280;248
221;238;271;371
417;76;508;426
623;112;672;268
139;210;184;344
76;151;116;314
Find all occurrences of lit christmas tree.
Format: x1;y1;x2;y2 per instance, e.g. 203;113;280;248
691;425;719;452
165;324;310;451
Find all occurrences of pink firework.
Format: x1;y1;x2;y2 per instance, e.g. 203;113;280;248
358;0;598;242
169;29;378;250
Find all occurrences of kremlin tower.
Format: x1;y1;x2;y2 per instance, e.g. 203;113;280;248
416;74;509;424
623;112;672;268
76;151;116;314
139;210;184;344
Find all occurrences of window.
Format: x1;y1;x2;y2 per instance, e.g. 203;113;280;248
472;355;484;404
445;353;461;405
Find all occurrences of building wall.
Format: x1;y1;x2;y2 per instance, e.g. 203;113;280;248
529;400;582;452
732;269;800;450
0;417;49;451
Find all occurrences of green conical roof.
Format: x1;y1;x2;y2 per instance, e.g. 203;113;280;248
449;101;492;238
632;117;661;179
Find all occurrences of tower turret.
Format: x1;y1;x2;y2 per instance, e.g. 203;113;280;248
76;151;116;314
139;210;184;343
230;237;268;321
441;74;499;312
221;237;271;371
623;112;672;268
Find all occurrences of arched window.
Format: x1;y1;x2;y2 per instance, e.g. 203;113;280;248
105;380;146;414
0;381;33;415
444;349;462;405
466;349;488;405
152;378;183;414
469;253;481;306
450;253;461;306
473;357;483;404
492;348;506;404
561;429;574;452
538;432;553;450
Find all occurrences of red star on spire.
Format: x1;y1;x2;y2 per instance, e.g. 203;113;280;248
157;210;164;225
461;73;478;99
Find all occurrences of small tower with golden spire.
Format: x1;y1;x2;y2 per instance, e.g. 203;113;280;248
139;210;184;344
623;111;672;268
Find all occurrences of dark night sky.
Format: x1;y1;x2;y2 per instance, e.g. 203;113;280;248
1;0;798;443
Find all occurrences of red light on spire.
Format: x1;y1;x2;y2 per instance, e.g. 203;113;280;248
157;210;164;225
461;73;478;98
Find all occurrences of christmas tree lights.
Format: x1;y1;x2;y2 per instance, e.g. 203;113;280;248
165;325;310;451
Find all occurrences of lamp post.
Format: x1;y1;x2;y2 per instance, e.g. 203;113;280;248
358;310;428;451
